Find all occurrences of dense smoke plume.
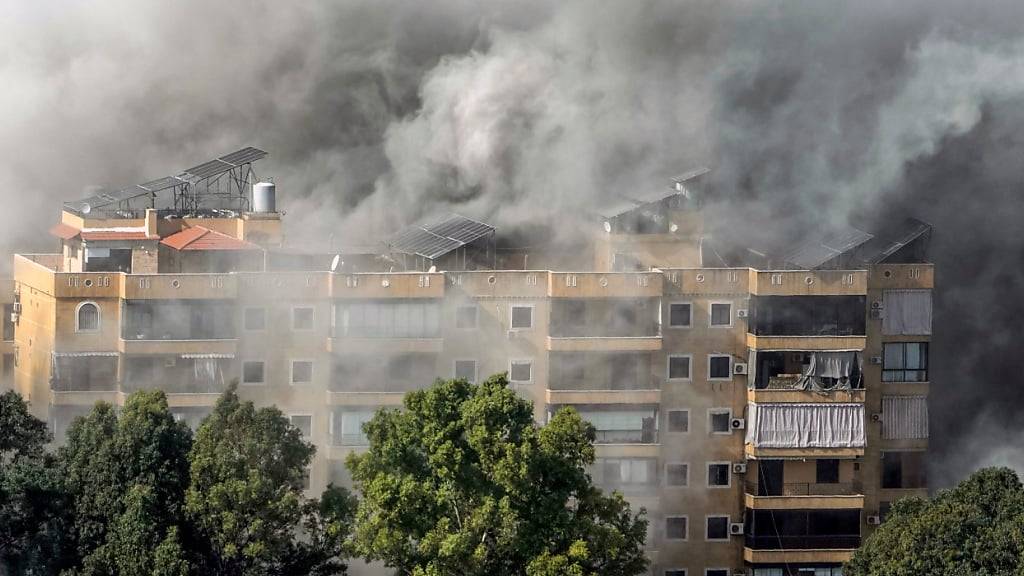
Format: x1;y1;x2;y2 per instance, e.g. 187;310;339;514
5;0;1024;485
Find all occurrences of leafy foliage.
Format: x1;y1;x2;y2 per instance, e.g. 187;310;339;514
347;374;648;576
186;383;353;576
846;467;1024;576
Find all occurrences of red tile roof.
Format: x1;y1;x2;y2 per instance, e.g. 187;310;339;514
79;230;152;241
49;223;81;240
160;226;259;251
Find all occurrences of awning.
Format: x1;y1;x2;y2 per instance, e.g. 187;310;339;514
180;353;234;359
52;351;119;357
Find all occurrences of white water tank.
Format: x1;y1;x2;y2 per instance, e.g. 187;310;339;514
252;182;276;213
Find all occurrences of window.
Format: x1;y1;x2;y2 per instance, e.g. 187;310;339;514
883;342;929;382
301;467;311;490
668;355;691;380
705;570;730;576
592;458;656;488
708;355;732;380
2;304;13;341
669;303;692;328
882;451;927;489
455;305;478;329
336;409;376;445
454;360;477;383
752;570;784;576
291;360;313;384
710;302;732;327
336;301;441;338
510;360;532;382
665;571;687;576
707;462;730;487
816;459;840;484
667;409;689;433
243;307;266;331
666;463;689;487
708;410;731;434
706;516;730;541
665;516;688;540
510;305;533;329
242;361;265;384
290;414;312;438
292;306;315;331
76;302;100;332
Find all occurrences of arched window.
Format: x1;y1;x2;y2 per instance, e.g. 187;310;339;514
76;302;100;332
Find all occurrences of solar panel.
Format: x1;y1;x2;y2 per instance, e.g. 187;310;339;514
784;226;874;269
219;147;267;166
184;159;234;179
138;175;184;192
389;227;462;260
425;214;494;244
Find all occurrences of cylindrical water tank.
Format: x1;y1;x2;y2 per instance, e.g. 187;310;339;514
252;182;276;213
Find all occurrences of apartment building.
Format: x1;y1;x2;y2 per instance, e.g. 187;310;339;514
10;151;932;576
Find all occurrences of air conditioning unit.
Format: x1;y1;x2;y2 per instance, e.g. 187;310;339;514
870;356;883;365
736;309;749;319
9;312;18;325
871;300;884;310
12;302;22;314
732;462;747;474
730;417;746;430
866;515;882;525
871;413;883;422
729;522;744;535
733;362;749;375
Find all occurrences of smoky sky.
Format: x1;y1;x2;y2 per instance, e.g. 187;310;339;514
5;0;1024;486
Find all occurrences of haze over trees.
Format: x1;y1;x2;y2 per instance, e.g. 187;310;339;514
0;375;649;576
846;467;1024;575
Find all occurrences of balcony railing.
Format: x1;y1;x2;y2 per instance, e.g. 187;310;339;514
744;534;861;550
746;481;863;497
594;429;658;444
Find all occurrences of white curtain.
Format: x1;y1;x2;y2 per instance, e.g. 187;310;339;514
883;290;932;335
882;396;929;439
746;403;865;448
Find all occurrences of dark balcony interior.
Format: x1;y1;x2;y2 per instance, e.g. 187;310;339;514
122;300;236;340
50;356;118;392
330;353;436;393
333;300;441;338
747;459;863;497
122;356;230;394
549;352;659;390
882;451;927;489
753;351;862;390
550;299;660;338
745;509;861;550
750;296;865;336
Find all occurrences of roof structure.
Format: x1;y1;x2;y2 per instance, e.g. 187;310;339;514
49;223;81;240
388;214;495;260
160;226;259;251
80;230;153;241
783;226;875;269
856;218;933;264
602;166;709;220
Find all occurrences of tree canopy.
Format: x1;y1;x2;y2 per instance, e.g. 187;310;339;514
846;467;1024;576
346;374;648;576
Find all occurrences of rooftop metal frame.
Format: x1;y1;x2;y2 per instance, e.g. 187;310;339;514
64;147;268;218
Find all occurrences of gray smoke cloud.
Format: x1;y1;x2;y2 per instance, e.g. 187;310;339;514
4;0;1024;485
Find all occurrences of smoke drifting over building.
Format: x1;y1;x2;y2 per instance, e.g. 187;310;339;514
3;0;1024;486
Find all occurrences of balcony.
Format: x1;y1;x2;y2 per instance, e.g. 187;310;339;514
328;336;443;354
122;356;232;399
122;274;237;299
748;351;866;403
746;403;865;458
745;509;861;556
744;535;861;550
330;272;443;299
745;481;865;510
546;336;661;352
743;547;856;565
548;272;662;299
748;296;866;347
753;270;868;296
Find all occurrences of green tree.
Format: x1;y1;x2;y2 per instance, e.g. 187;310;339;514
846;467;1024;576
0;391;74;574
60;389;194;575
347;374;648;576
186;383;353;575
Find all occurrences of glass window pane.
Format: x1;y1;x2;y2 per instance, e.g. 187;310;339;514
884;342;904;369
669;356;690;379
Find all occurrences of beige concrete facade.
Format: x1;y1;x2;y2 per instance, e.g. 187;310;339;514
12;204;933;576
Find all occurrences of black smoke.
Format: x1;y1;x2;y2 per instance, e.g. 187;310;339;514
5;0;1024;485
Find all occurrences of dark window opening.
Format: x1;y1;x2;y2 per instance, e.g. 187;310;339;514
883;342;929;382
669;303;691;327
709;356;731;379
816;459;840;484
84;247;132;273
751;295;866;336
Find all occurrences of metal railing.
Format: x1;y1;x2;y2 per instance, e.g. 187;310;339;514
594;429;658;444
746;480;863;497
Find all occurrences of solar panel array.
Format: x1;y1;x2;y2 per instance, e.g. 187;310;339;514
64;146;268;215
388;214;495;260
784;226;874;269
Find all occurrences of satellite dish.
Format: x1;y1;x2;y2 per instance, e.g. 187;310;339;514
81;203;92;215
603;221;612;233
428;265;437;273
330;254;341;272
669;223;679;233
